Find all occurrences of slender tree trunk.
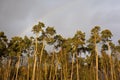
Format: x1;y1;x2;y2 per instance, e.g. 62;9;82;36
60;49;63;80
64;51;68;80
49;52;54;80
90;63;92;80
53;63;58;80
54;54;58;80
39;39;45;79
61;66;63;80
96;48;98;80
95;36;98;80
32;54;37;80
44;61;47;80
15;56;20;80
70;54;74;80
109;56;113;80
103;68;108;80
60;49;67;80
6;58;11;80
107;42;113;80
32;34;38;80
63;65;66;80
76;57;79;80
40;40;45;63
27;57;29;80
35;62;39;80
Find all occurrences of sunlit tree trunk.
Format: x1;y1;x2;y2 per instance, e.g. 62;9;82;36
107;42;113;80
32;34;38;80
64;51;68;80
39;39;45;79
103;67;108;80
60;49;63;80
6;58;11;80
15;55;20;80
44;61;47;80
32;54;37;80
76;56;79;80
95;36;98;80
54;53;59;80
49;52;54;80
27;57;30;80
70;54;74;80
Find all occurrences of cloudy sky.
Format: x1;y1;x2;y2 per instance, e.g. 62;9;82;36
0;0;120;43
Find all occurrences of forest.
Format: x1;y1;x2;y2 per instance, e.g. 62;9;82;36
0;21;120;80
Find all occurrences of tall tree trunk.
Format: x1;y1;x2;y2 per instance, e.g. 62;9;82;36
32;54;37;80
61;67;63;80
32;34;38;80
60;49;63;80
40;39;45;63
64;51;68;80
6;58;11;80
76;57;79;80
49;52;54;80
70;54;74;80
107;42;113;80
39;39;45;79
95;36;98;80
44;61;47;80
27;57;30;80
103;67;108;80
15;56;20;80
54;54;59;80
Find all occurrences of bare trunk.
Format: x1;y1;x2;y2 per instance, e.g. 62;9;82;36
54;54;58;80
95;36;98;80
6;58;11;80
61;67;63;80
64;51;68;80
32;54;37;80
70;54;74;80
40;40;44;63
49;52;54;80
103;68;108;80
27;58;29;80
95;48;98;80
44;61;47;80
15;56;20;80
107;42;113;80
60;50;63;80
32;34;38;80
39;39;45;79
76;57;79;80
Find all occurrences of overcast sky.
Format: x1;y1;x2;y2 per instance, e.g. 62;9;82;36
0;0;120;43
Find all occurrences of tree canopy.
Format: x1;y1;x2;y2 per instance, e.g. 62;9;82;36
0;21;120;80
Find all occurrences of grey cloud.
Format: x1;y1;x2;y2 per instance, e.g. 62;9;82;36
0;0;71;38
0;0;120;43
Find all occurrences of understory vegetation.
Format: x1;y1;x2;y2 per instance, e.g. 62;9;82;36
0;21;120;80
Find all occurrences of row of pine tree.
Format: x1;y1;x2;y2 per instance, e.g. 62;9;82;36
0;21;120;80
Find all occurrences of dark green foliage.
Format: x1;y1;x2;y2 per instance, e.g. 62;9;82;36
32;22;45;34
0;32;8;57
